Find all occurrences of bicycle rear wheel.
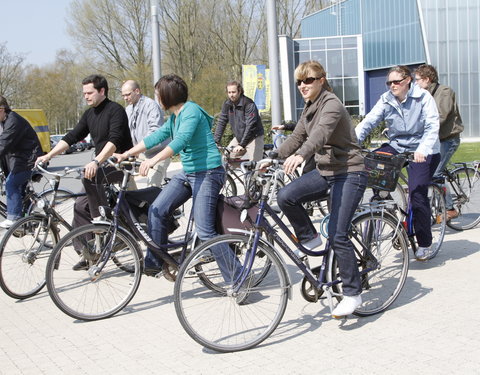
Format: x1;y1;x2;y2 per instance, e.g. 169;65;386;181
174;234;289;352
221;173;238;197
426;184;447;259
447;167;480;230
335;211;409;316
0;216;58;299
46;223;142;320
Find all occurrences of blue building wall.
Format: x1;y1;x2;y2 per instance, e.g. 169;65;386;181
302;0;426;70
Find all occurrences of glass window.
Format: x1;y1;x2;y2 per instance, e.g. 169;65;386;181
297;52;311;65
326;37;342;49
343;37;357;48
296;40;310;51
343;49;358;77
329;79;344;102
344;78;359;106
326;50;343;78
310;39;325;50
347;107;359;116
311;50;326;65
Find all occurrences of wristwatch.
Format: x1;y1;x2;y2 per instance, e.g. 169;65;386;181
94;159;100;167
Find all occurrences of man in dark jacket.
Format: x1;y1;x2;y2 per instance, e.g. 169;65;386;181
0;96;43;228
36;75;133;269
214;81;264;161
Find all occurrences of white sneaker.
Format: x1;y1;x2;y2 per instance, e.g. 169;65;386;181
332;295;362;317
0;219;15;229
415;246;431;261
295;235;323;257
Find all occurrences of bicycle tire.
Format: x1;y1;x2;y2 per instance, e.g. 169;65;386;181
174;234;289;352
221;173;238;197
46;223;142;321
447;167;480;230
0;215;59;299
330;211;409;316
426;184;447;260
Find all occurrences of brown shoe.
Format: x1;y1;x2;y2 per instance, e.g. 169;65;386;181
447;209;459;220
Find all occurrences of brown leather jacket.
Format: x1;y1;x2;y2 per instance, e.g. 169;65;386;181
277;89;364;176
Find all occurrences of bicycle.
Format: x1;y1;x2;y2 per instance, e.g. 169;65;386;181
44;157;196;321
439;160;480;231
0;168;75;220
0;164;86;299
364;150;447;260
174;158;409;352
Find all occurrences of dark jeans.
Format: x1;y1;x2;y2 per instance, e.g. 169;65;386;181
376;144;440;247
72;166;123;253
277;169;367;296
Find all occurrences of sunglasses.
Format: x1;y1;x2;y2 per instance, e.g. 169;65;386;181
296;77;320;86
386;78;407;86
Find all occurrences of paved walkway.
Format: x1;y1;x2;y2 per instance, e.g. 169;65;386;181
1;162;479;374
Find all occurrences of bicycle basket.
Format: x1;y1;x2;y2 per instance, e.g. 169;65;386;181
364;152;406;191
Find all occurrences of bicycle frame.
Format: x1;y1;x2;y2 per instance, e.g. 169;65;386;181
91;159;195;276
237;161;379;299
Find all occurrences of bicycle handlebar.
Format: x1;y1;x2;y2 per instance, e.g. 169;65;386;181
35;163;83;179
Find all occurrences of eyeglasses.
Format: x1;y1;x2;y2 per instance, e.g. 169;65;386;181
386;78;406;86
122;92;133;98
296;77;320;86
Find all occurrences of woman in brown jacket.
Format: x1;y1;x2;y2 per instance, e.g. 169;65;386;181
276;60;367;317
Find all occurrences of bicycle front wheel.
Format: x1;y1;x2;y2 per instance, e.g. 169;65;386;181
174;234;289;352
0;216;58;299
46;223;142;321
447;167;480;230
427;184;447;259
345;211;409;316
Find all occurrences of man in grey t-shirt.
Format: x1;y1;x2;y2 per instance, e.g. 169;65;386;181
121;80;170;187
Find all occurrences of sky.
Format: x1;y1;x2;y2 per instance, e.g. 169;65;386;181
2;1;71;66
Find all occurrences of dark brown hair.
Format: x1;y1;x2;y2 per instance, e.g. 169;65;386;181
154;74;188;110
0;95;11;112
82;74;109;96
226;80;244;96
415;64;439;83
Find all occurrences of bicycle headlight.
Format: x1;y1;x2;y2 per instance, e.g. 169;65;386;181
36;199;46;209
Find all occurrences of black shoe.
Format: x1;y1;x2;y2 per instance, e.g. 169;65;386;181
72;260;89;271
144;267;163;277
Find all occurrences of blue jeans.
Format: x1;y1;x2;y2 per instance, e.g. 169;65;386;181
145;166;241;281
5;170;32;220
277;169;367;296
376;144;440;247
434;136;461;209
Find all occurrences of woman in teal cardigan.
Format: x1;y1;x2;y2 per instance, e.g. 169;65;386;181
116;74;237;277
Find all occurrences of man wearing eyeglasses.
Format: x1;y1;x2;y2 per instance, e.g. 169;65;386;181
214;81;264;161
121;80;170;187
355;65;440;261
0;96;43;229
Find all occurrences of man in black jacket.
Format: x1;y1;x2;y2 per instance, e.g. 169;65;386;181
214;81;264;161
0;96;43;229
37;75;133;269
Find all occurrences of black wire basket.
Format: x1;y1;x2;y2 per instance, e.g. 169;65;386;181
364;152;406;191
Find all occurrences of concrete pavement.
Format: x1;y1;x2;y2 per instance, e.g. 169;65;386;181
1;160;479;374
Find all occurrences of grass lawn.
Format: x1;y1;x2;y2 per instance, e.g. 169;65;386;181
450;142;479;163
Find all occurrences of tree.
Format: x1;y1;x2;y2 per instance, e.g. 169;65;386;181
0;42;27;105
66;0;153;96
